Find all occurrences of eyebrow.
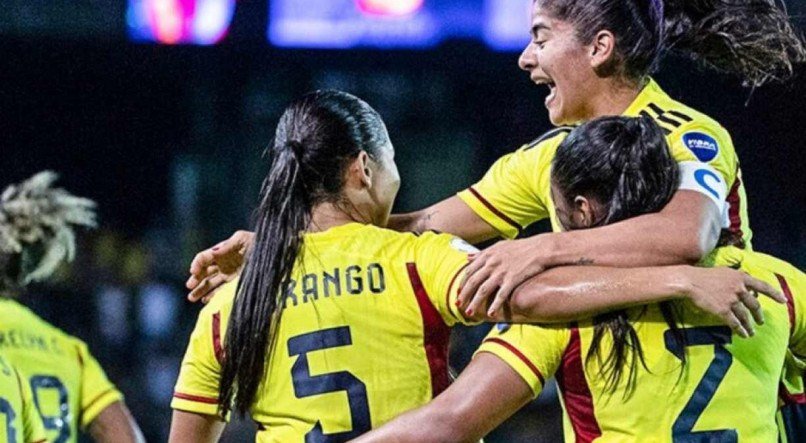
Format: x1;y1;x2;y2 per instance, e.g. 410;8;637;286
530;22;550;39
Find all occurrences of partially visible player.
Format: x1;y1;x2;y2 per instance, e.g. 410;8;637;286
353;116;806;443
0;172;145;443
0;353;47;443
169;93;780;443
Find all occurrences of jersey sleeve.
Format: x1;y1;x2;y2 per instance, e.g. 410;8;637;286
474;323;570;398
16;368;47;443
171;280;237;419
783;266;806;360
457;132;565;239
74;340;124;429
668;121;738;193
413;232;480;326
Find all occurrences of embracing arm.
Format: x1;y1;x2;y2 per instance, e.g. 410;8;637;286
350;353;532;443
387;196;499;244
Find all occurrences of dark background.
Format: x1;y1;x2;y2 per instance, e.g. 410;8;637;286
2;1;804;441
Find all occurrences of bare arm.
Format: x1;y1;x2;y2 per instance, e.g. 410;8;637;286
87;401;146;443
351;353;532;443
387;196;499;244
168;410;226;443
460;192;722;312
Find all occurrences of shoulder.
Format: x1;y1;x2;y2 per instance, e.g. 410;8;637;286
522;126;574;152
648;96;734;162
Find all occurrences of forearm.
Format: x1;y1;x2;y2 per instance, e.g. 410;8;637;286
351;404;469;443
496;265;693;323
542;192;720;268
88;401;146;443
387;196;499;244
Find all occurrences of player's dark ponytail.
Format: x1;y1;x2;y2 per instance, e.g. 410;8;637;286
552;116;681;395
219;90;389;415
541;0;804;86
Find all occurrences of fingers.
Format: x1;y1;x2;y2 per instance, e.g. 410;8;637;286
457;258;489;310
189;249;216;277
459;267;494;316
187;273;228;302
488;280;517;317
725;311;750;339
738;290;763;325
744;275;786;304
731;302;753;337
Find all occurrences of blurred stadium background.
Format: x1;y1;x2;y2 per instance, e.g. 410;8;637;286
1;0;804;441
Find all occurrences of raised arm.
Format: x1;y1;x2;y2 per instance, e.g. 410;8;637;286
350;353;532;443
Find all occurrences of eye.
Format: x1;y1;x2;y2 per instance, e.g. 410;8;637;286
535;40;546;49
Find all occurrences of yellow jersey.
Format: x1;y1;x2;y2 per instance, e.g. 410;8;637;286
172;222;476;442
457;78;750;248
0;353;46;443
477;247;805;442
0;298;124;443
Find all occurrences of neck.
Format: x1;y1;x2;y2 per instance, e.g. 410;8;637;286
582;77;645;120
309;201;372;233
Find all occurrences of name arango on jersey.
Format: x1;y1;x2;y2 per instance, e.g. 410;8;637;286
281;262;387;308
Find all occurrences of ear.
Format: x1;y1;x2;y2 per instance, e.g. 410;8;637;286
354;151;372;188
589;30;616;70
573;195;595;228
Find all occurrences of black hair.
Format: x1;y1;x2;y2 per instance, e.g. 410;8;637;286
218;90;390;415
552;116;681;394
540;0;805;86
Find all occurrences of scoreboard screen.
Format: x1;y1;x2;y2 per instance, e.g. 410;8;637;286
268;0;531;51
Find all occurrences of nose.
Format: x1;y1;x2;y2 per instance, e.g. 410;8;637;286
518;41;537;72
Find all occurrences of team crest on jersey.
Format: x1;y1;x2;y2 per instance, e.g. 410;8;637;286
450;237;479;254
682;132;719;162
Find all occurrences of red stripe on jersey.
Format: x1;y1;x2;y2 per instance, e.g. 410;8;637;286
173;391;219;404
483;338;545;385
775;273;796;335
445;262;470;322
779;383;806;405
555;326;602;442
212;312;224;365
406;263;451;397
726;170;745;248
467;187;523;234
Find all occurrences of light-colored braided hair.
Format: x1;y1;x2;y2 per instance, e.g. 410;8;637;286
0;171;97;293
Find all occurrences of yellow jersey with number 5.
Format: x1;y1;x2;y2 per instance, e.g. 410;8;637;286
0;299;123;443
477;247;805;442
0;353;46;443
172;222;476;442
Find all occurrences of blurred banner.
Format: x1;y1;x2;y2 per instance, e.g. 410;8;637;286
269;0;531;50
127;0;237;44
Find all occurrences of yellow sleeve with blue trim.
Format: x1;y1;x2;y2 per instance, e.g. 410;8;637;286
74;339;124;429
172;280;237;419
413;231;480;326
475;323;570;398
457;130;567;239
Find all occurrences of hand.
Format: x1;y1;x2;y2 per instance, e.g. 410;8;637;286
186;230;255;303
457;235;553;318
682;266;786;338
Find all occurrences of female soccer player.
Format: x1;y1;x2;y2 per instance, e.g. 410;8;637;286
186;0;804;335
0;172;144;443
353;115;806;443
0;353;47;443
169;92;780;442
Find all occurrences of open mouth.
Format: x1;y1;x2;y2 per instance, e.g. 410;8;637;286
545;82;557;107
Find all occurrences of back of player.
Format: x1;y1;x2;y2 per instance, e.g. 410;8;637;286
0;353;46;443
173;223;473;441
0;298;123;443
481;246;803;442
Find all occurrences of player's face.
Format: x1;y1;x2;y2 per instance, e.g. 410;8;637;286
519;1;602;125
